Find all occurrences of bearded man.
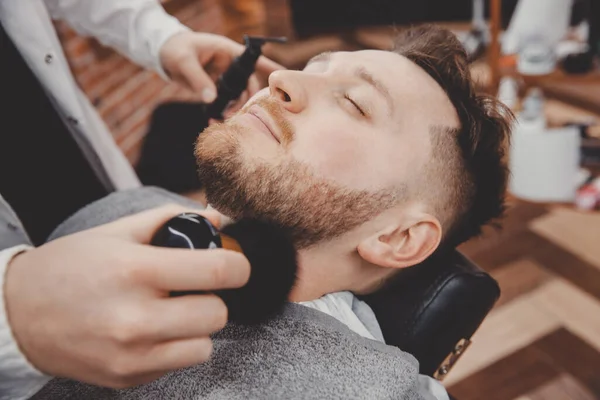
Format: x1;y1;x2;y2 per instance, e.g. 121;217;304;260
31;24;512;400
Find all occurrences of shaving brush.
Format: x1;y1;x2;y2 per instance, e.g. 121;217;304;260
151;213;298;324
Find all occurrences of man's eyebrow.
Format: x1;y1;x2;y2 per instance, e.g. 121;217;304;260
306;52;394;117
354;67;394;117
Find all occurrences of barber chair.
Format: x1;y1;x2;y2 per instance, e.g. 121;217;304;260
360;249;500;382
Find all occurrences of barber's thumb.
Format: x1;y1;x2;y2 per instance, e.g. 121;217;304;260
180;60;217;103
192;71;217;103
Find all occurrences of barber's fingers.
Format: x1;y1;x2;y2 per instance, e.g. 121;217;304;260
136;338;214;378
207;204;234;227
142;295;227;341
108;338;213;388
204;48;236;81
177;58;217;103
247;75;260;97
255;55;285;78
96;204;224;243
138;247;250;292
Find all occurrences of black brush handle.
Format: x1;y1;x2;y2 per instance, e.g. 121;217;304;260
205;34;288;120
151;212;222;250
151;212;297;324
151;213;223;297
205;48;258;120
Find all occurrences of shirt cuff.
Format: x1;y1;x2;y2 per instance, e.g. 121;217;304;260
0;245;52;400
140;5;191;80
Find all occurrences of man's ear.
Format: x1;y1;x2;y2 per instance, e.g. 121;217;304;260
357;215;442;270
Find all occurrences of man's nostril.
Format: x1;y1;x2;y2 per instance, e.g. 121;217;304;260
275;87;291;102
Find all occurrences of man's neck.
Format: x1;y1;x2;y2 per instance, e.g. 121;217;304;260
288;240;359;302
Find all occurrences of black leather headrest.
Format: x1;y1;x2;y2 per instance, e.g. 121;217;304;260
360;250;500;378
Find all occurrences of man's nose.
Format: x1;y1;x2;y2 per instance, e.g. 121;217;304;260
268;70;308;114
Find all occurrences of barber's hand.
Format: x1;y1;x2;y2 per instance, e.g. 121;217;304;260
160;31;283;103
4;205;250;389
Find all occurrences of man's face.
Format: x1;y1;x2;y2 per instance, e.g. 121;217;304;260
196;49;456;248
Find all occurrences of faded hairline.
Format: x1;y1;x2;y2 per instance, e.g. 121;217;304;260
421;124;469;239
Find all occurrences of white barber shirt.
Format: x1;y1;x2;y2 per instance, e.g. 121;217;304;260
0;0;190;192
0;1;189;398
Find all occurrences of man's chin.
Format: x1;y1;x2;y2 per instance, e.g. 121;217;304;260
195;121;240;162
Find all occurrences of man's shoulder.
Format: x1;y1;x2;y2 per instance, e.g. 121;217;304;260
48;187;203;240
219;302;408;357
33;304;425;400
197;303;423;398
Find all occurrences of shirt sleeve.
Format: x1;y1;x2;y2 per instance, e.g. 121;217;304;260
43;0;190;79
0;245;51;400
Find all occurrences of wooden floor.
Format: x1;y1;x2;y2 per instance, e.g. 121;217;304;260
444;200;600;399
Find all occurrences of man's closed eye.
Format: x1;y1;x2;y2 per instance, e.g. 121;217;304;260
344;94;367;117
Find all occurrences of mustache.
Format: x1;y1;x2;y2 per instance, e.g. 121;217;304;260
241;96;295;144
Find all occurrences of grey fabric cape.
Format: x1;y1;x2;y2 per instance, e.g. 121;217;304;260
30;187;425;400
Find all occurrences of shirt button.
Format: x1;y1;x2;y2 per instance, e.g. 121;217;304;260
7;223;18;231
45;53;53;64
67;116;79;125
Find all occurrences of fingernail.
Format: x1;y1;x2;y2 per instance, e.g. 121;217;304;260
202;88;216;103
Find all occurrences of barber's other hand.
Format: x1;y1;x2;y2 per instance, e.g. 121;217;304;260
4;205;250;389
160;31;283;103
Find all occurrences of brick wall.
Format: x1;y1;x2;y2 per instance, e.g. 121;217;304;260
54;0;267;165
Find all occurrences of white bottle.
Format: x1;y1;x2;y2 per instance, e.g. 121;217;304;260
517;87;546;133
497;76;519;110
508;87;581;202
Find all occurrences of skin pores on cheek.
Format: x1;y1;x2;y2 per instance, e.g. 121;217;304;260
288;120;386;192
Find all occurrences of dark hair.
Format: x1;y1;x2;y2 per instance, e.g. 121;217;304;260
393;24;514;248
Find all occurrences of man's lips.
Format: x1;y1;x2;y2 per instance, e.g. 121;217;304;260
247;105;281;144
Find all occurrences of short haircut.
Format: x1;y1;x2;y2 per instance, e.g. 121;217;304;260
393;24;514;248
